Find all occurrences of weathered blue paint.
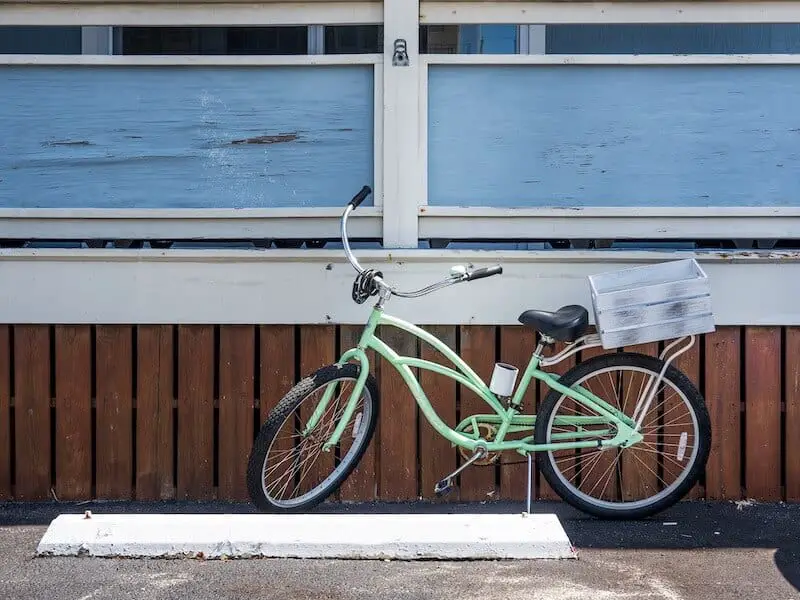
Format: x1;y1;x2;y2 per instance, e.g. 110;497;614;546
546;24;800;55
428;65;800;207
0;27;82;54
0;65;374;208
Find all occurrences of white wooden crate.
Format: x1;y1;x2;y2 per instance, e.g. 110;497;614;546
588;258;716;349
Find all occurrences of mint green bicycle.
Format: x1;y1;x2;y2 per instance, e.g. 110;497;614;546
247;186;712;519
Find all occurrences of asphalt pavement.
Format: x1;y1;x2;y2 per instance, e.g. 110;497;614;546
1;499;798;600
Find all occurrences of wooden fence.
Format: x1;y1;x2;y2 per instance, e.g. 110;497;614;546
0;323;797;504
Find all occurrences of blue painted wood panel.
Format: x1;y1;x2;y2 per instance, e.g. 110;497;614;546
0;65;373;208
546;24;800;55
428;65;800;207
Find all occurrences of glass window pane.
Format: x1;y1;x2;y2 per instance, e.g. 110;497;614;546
422;25;518;54
324;25;382;54
547;24;800;54
421;25;459;54
118;27;307;55
0;26;82;54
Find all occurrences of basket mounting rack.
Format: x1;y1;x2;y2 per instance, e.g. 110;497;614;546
539;332;696;433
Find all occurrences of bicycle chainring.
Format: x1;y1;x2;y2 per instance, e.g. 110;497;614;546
459;423;500;465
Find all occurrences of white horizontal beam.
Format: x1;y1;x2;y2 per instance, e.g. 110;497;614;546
0;2;382;25
423;54;800;66
0;208;381;240
418;207;800;240
0;248;798;325
0;54;382;66
420;2;800;24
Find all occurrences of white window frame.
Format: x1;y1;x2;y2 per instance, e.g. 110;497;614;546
0;1;798;249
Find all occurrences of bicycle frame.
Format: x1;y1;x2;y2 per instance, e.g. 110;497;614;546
306;306;642;456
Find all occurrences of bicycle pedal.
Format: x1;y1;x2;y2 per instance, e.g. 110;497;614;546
434;479;455;497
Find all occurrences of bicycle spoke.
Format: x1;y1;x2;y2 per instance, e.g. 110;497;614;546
587;451;622;498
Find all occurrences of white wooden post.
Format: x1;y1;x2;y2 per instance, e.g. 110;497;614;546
382;0;422;248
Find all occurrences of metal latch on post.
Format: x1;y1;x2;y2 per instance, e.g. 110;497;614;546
392;39;409;66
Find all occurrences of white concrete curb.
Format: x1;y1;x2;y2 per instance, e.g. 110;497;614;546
36;513;577;560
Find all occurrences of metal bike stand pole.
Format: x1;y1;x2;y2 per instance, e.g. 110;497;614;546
526;452;532;515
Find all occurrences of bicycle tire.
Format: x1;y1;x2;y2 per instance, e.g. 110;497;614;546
246;363;379;513
535;352;711;520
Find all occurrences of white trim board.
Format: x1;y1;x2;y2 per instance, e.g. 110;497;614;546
422;54;800;66
0;54;382;66
420;2;800;24
418;207;800;240
0;209;382;240
0;248;797;325
0;207;795;241
0;2;383;26
36;513;576;560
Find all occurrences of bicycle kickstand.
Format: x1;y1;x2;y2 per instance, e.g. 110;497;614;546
525;452;532;515
434;445;488;497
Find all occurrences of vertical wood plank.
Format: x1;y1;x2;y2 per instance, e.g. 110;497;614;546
744;326;782;501
378;325;418;500
95;325;133;499
499;325;538;502
177;325;215;500
54;326;92;500
136;325;174;500
418;325;457;500
218;325;255;501
14;325;51;500
458;325;497;502
538;340;577;500
620;342;659;503
0;326;10;499
260;325;295;423
704;327;741;500
672;336;704;499
298;325;336;498
786;327;800;501
257;325;295;501
339;325;379;502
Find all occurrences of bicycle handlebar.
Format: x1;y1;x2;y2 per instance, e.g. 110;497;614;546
465;265;503;281
349;185;372;209
341;186;502;299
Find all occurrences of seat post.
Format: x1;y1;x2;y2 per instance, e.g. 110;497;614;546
535;334;555;354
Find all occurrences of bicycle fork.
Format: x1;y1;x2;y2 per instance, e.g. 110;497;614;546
303;349;371;452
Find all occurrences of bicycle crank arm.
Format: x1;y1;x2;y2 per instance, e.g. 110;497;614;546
434;444;488;496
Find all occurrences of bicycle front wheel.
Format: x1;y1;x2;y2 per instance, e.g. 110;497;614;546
535;352;711;520
246;363;379;512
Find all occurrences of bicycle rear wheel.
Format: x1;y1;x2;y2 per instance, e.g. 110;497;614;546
246;363;379;512
535;352;711;520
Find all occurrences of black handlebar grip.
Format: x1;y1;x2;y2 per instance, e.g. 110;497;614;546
466;265;503;281
349;185;372;209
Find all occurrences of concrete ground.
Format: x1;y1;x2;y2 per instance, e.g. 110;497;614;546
1;499;798;600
